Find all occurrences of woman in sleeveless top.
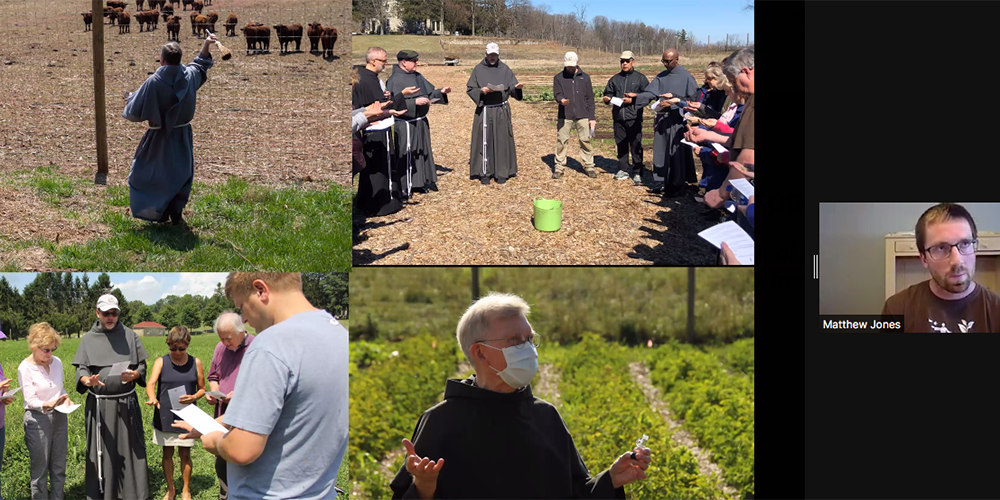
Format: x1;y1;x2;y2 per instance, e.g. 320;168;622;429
145;326;205;500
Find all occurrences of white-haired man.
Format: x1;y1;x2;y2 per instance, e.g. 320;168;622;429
205;311;256;500
389;292;652;499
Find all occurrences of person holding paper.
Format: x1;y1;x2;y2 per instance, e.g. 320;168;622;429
688;48;754;210
466;42;525;185
882;203;1000;332
205;311;255;500
354;46;404;216
19;322;73;500
145;326;205;500
386;49;451;196
552;51;597;179
389;293;652;499
73;293;151;500
0;363;14;500
173;273;347;500
684;62;728;120
634;48;699;197
602;51;649;185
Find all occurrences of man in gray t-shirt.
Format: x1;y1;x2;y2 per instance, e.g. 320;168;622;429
175;273;348;499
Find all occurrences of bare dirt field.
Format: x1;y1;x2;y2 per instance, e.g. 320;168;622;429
352;36;733;265
0;0;352;270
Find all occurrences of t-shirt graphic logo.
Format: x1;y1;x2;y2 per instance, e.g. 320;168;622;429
928;318;974;333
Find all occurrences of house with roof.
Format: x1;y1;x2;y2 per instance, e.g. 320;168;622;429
133;321;166;337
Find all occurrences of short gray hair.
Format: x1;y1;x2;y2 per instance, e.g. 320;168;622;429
213;311;245;336
723;48;753;78
456;292;531;362
162;42;182;65
366;46;386;64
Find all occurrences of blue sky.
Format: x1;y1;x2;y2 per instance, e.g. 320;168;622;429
532;0;754;46
0;273;229;305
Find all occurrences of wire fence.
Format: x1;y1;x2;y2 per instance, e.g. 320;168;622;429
0;0;351;174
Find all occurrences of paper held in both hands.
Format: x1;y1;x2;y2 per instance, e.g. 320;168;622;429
172;405;229;436
206;390;227;399
698;221;754;264
367;116;395;131
610;96;624;107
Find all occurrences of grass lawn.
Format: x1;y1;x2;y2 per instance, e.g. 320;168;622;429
1;166;351;272
0;335;348;499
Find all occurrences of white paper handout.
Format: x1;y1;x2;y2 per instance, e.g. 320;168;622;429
1;387;20;398
650;100;662;112
367;116;395;131
728;178;755;201
205;391;227;399
711;142;728;154
610;97;624;107
680;139;701;149
108;361;129;378
56;403;81;414
168;386;190;410
172;405;229;436
698;221;755;265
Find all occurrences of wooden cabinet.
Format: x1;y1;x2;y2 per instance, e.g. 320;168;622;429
885;232;1000;299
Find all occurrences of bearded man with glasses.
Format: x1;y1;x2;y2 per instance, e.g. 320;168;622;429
882;203;1000;332
390;292;653;499
73;293;151;499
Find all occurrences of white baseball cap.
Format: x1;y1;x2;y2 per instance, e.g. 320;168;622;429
486;42;499;55
564;51;578;67
96;294;119;312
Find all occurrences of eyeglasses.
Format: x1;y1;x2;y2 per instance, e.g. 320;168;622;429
478;333;541;349
661;59;676;64
101;310;119;317
41;348;57;354
620;59;631;64
374;58;387;63
924;239;978;260
169;346;187;352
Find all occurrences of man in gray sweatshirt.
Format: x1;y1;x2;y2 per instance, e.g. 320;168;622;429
552;51;597;179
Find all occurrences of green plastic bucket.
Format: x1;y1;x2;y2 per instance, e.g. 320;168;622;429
533;197;562;231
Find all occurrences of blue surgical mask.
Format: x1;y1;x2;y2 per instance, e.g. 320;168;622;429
478;341;539;389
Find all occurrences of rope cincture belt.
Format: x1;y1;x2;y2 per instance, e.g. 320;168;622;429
402;116;426;197
482;100;508;176
148;122;191;130
90;386;137;493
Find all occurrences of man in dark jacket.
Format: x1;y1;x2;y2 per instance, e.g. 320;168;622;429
553;51;597;179
602;51;649;185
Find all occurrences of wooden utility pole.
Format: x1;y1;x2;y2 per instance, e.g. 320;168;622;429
92;0;108;185
471;0;475;36
747;33;749;47
687;267;695;343
471;267;480;301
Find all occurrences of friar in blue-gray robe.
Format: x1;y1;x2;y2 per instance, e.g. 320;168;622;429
123;40;214;225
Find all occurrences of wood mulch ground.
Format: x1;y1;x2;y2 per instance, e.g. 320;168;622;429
353;64;723;265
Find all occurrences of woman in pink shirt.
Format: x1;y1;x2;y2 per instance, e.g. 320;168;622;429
18;322;74;500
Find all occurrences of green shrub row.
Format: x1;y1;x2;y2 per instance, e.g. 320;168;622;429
647;342;754;498
557;334;725;500
348;335;461;499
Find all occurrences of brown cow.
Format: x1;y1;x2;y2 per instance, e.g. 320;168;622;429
107;7;123;25
195;14;208;37
137;0;145;10
224;13;237;37
161;4;173;22
150;9;159;29
107;1;128;10
307;22;322;53
321;27;336;58
182;0;192;10
205;11;218;33
118;10;130;33
167;15;180;41
82;12;93;31
192;0;204;13
135;10;147;31
273;24;303;54
190;11;199;35
241;22;269;54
